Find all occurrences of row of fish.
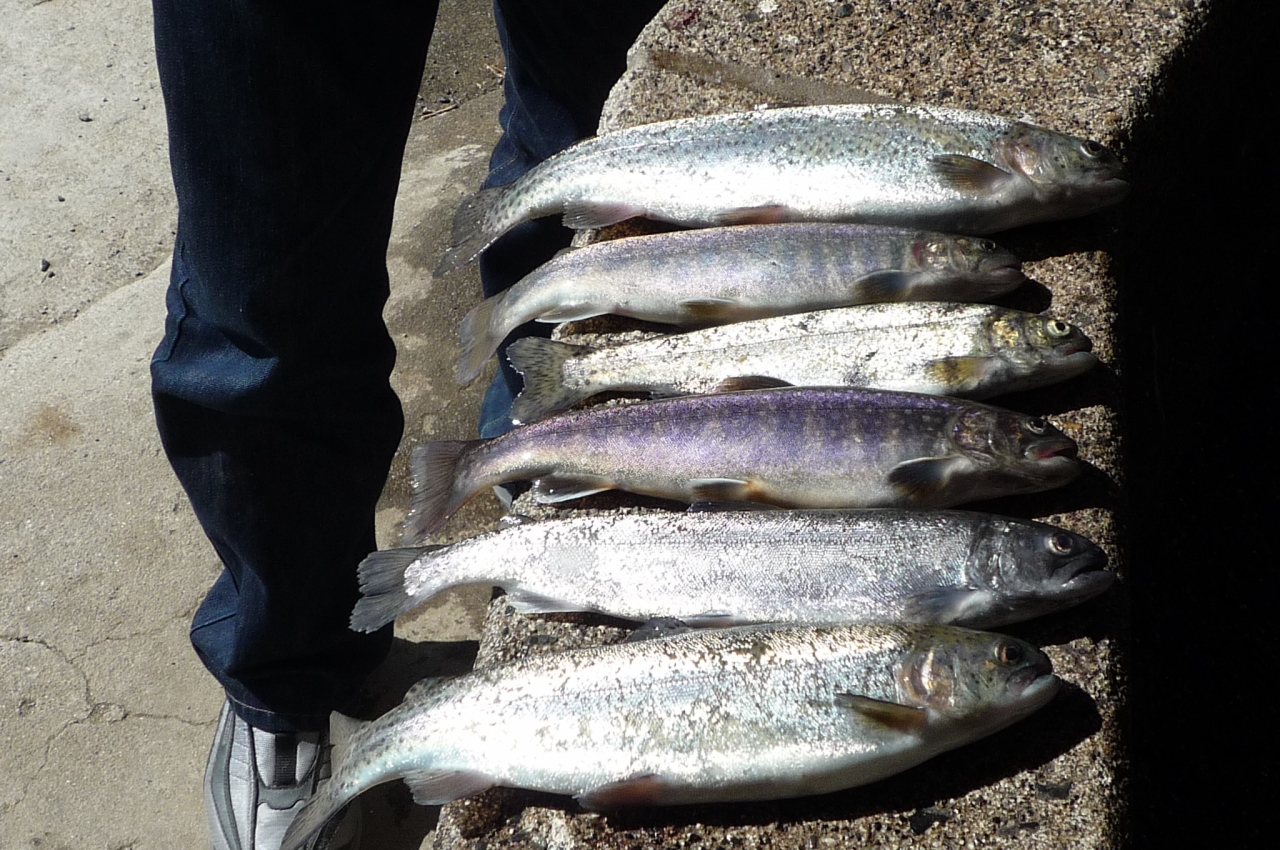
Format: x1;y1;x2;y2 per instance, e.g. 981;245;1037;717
282;102;1126;850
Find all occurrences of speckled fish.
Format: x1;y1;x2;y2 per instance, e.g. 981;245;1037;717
280;623;1057;849
403;387;1079;542
456;223;1025;384
437;103;1129;273
352;509;1110;634
506;303;1097;424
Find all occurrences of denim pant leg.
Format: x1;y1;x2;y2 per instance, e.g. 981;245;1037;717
150;0;438;733
476;0;668;438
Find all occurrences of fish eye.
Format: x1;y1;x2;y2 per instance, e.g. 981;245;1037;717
1046;319;1072;338
1025;417;1048;435
978;239;997;252
1081;139;1106;157
1049;533;1074;555
996;641;1024;665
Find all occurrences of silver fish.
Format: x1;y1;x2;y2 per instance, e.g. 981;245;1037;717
437;103;1129;273
456;224;1025;385
352;509;1110;633
507;302;1097;424
403;387;1079;541
280;623;1058;849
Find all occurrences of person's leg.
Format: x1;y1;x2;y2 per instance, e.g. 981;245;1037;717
476;0;667;438
150;1;436;846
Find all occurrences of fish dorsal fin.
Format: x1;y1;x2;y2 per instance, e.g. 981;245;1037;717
677;297;746;323
929;155;1015;194
577;773;674;809
713;376;794;393
625;617;694;643
530;474;615;504
834;693;928;733
710;204;793;226
402;769;496;806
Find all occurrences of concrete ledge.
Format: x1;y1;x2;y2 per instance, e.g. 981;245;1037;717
430;1;1219;847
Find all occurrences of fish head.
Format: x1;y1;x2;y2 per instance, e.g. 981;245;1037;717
998;124;1131;216
898;628;1058;729
923;235;1026;294
949;407;1081;492
961;519;1114;627
988;311;1099;380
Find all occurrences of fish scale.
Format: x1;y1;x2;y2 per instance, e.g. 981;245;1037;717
350;509;1111;634
438;103;1128;274
280;623;1059;850
506;303;1097;424
403;387;1079;541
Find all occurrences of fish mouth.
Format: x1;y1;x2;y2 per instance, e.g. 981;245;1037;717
1026;437;1077;462
1052;552;1115;599
1053;336;1094;358
1009;672;1060;716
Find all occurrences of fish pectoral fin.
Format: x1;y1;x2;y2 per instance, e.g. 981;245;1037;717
854;270;916;302
901;586;986;625
711;204;794;226
505;588;588;615
683;610;742;627
886;456;962;502
677;297;746;323
625;617;695;643
577;773;675;809
531;474;615;504
713;375;794;393
924;356;993;395
928;154;1016;194
562;201;647;230
402;769;495;806
688;478;769;504
834;693;928;733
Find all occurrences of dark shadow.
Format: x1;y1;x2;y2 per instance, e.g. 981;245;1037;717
1110;2;1275;847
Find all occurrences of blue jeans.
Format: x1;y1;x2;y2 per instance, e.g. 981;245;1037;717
151;0;663;732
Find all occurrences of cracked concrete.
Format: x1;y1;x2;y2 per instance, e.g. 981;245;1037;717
1;2;501;848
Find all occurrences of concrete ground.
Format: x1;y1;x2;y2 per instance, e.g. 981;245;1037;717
1;2;503;848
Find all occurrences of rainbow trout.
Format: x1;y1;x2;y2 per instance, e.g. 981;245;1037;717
507;302;1097;424
437;103;1129;272
352;509;1110;633
403;387;1079;541
456;224;1025;384
280;623;1058;850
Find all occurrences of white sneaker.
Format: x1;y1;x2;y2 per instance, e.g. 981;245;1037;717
204;700;359;850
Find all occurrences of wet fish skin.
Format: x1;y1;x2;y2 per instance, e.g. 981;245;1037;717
352;509;1110;633
437;103;1129;273
507;303;1098;423
456;223;1025;385
280;623;1058;849
403;387;1080;541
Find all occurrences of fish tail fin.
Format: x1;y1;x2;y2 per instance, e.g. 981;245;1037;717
456;295;506;385
436;187;508;276
506;337;594;425
403;441;481;544
350;547;448;633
